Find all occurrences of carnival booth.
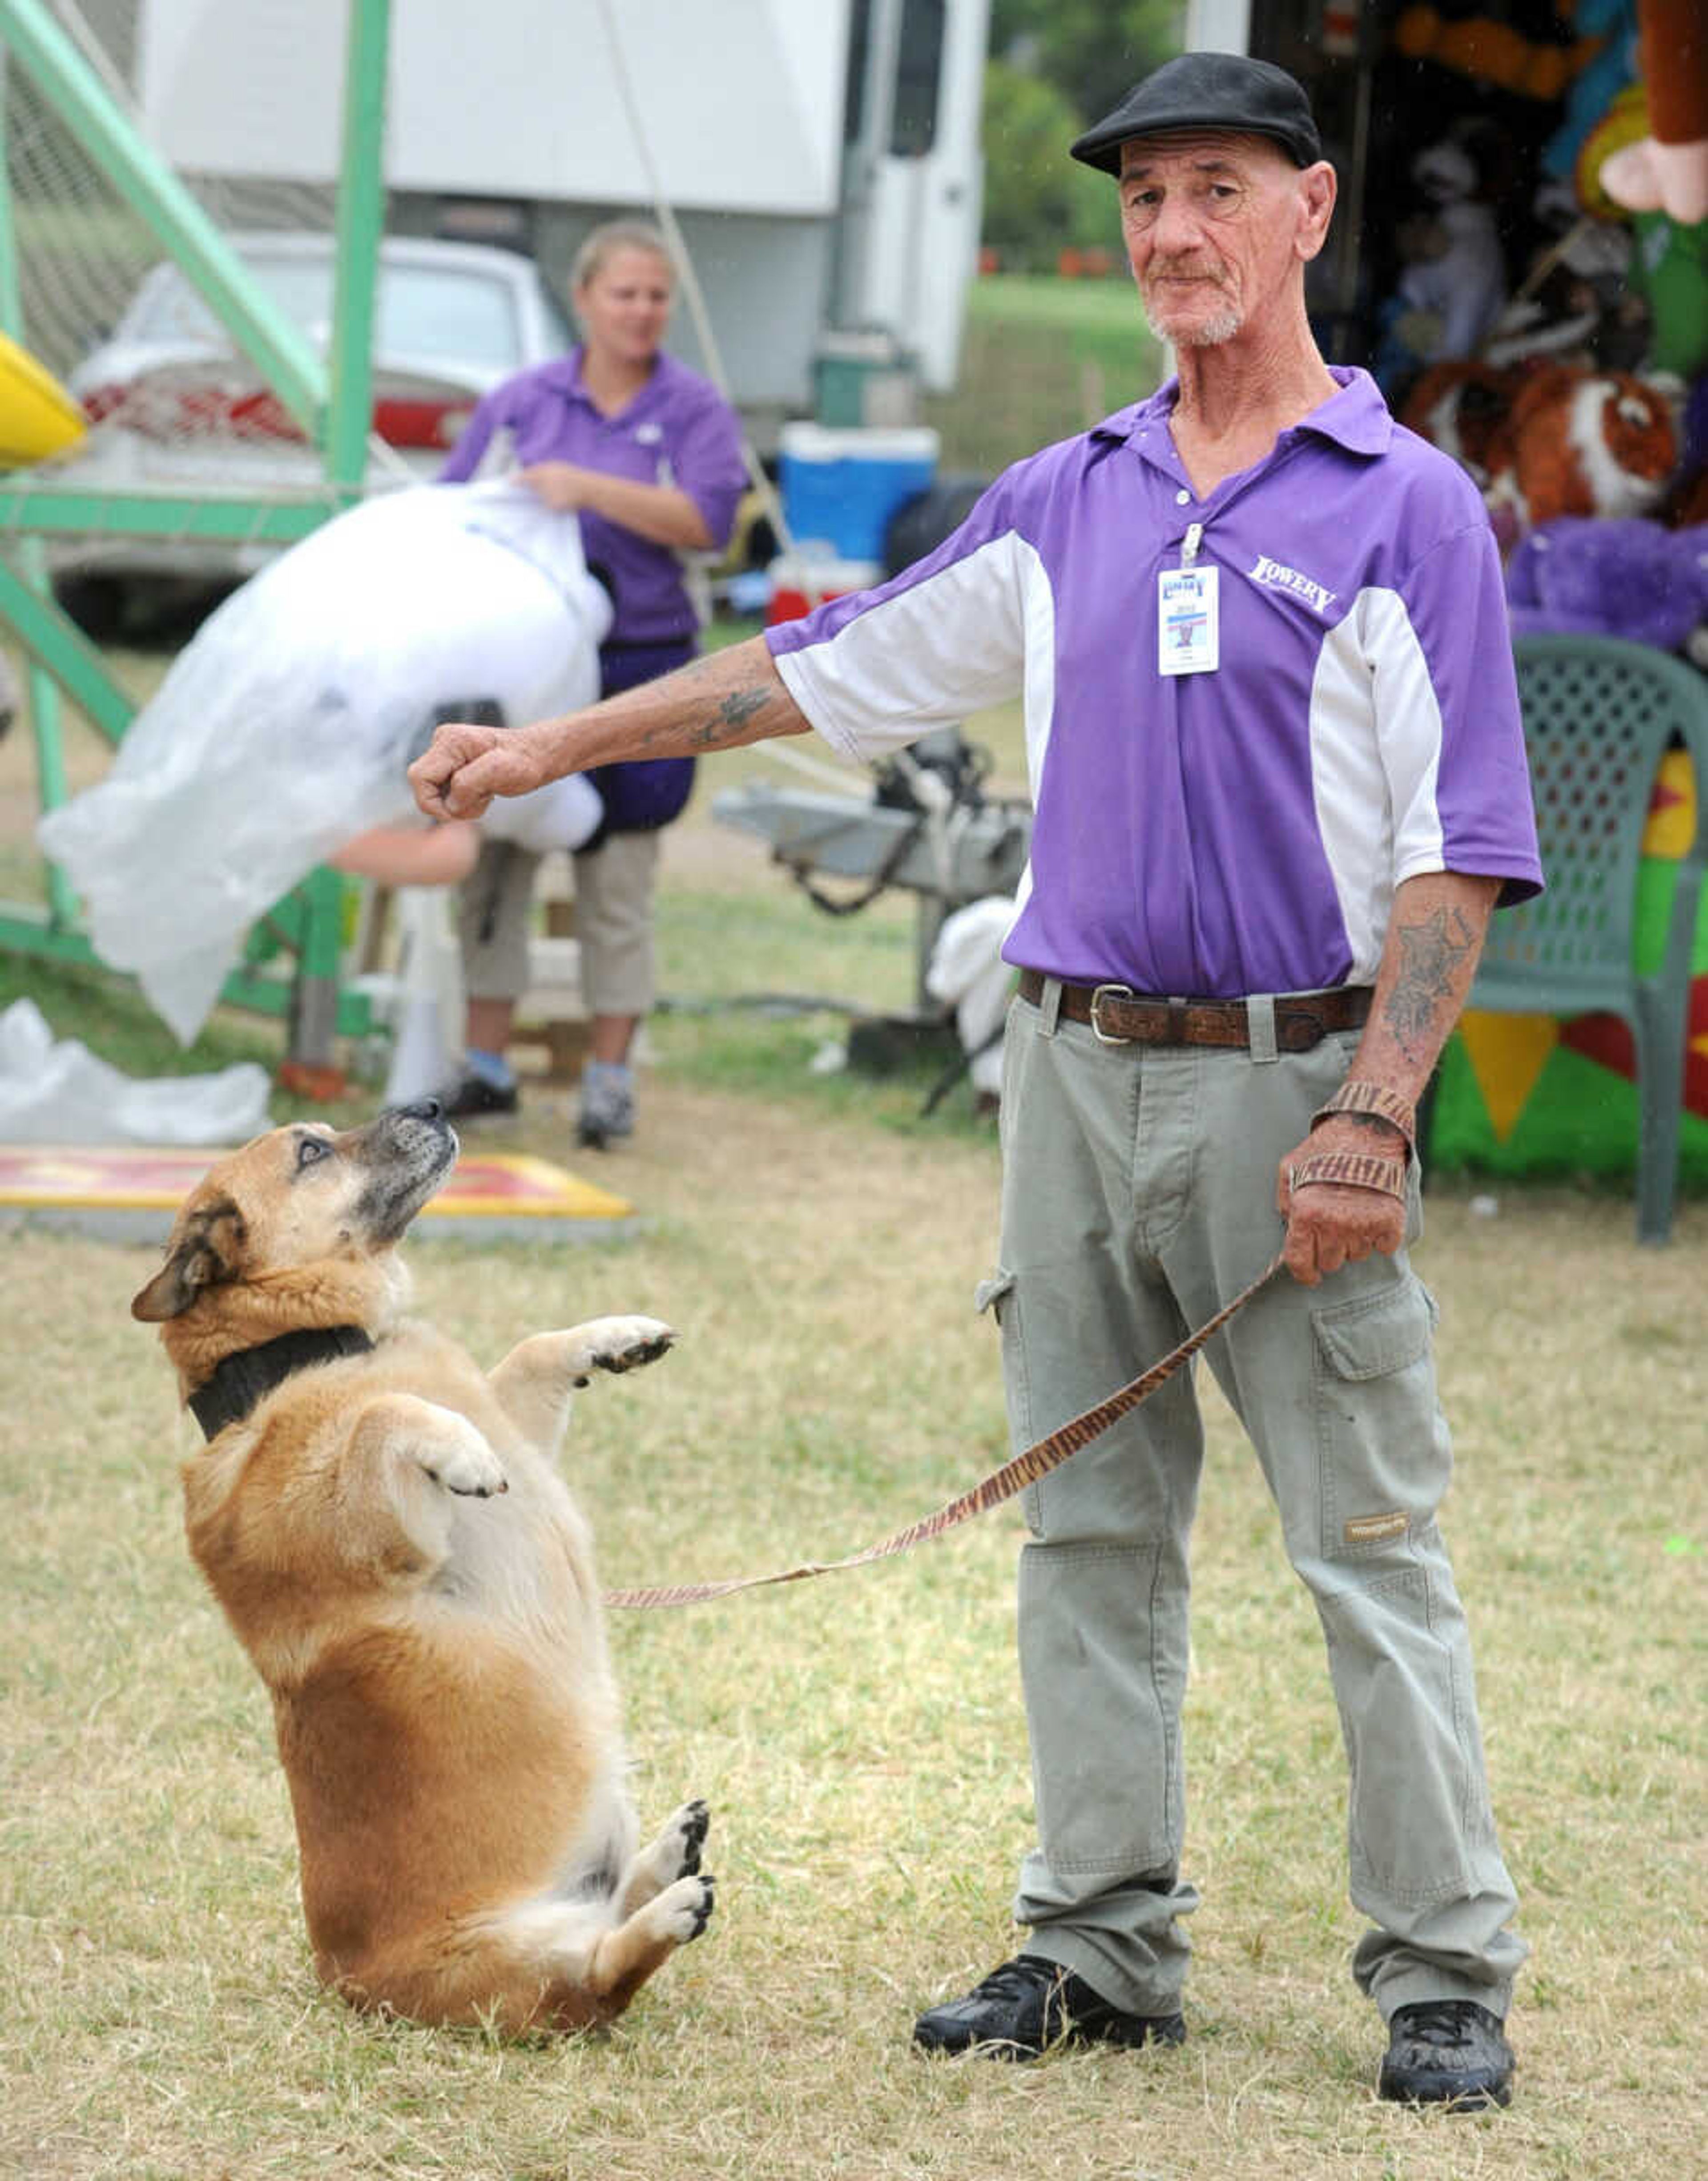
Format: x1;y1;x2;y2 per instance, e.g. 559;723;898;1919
1230;0;1708;1198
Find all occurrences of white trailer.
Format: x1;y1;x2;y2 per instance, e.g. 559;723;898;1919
132;0;991;437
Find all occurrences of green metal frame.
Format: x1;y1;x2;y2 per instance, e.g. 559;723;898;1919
0;0;395;1062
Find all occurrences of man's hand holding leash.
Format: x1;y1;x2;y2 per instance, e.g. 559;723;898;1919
1277;869;1499;1285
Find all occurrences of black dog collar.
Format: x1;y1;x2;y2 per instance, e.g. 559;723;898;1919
188;1325;375;1441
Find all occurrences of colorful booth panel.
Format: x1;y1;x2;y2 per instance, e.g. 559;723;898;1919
1431;745;1708;1182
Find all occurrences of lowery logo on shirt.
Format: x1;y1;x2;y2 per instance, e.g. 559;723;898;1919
1248;553;1337;616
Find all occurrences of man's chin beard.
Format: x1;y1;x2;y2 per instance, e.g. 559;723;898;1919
1141;293;1244;348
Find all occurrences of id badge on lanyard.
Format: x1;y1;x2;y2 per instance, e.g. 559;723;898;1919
1158;522;1218;676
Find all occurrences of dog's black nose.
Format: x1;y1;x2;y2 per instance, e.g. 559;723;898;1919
395;1098;445;1124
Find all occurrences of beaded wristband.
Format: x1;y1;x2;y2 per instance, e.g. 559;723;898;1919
1310;1079;1416;1161
1288;1149;1409;1201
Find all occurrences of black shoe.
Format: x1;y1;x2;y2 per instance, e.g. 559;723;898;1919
438;1068;519;1120
912;1954;1186;2060
1378;2000;1514;2109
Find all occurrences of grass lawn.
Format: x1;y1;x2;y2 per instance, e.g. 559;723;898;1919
3;626;1705;2178
1;1036;1702;2180
925;272;1161;474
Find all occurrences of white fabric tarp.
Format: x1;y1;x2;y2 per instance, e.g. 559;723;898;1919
0;997;271;1144
39;480;610;1042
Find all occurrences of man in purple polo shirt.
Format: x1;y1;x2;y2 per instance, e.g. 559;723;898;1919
411;55;1539;2109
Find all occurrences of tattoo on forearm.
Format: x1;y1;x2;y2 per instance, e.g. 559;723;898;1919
676;683;773;751
1383;905;1478;1057
717;686;771;731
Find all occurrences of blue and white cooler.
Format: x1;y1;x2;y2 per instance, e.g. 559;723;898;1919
777;423;940;565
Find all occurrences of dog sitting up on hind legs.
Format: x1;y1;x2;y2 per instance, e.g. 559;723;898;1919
131;1098;712;2034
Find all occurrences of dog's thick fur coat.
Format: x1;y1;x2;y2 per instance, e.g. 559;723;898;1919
132;1103;711;2033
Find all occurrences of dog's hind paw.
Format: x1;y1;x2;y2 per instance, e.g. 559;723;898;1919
657;1873;715;1944
624;1801;711;1904
667;1798;710;1878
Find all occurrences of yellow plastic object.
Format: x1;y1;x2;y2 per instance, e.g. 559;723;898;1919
1577;86;1652;221
0;331;87;465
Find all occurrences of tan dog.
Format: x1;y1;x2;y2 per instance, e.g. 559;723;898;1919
131;1100;713;2034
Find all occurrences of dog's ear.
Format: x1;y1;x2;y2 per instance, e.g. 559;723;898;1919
130;1196;248;1322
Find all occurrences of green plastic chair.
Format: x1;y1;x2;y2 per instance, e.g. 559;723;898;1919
1470;634;1708;1245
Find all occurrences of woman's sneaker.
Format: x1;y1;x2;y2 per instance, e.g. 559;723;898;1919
438;1057;519;1119
577;1061;635;1150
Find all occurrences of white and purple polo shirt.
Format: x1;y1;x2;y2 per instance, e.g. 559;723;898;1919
767;367;1543;1000
440;350;746;646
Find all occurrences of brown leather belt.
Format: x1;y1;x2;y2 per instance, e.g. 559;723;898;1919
1016;970;1371;1053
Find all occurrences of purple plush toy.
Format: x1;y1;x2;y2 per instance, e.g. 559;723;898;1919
1506;516;1708;656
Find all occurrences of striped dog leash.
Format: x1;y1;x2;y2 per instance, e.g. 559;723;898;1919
604;1252;1285;1611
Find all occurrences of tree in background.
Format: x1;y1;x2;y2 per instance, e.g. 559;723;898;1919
983;0;1182;269
991;0;1183;138
980;61;1120;271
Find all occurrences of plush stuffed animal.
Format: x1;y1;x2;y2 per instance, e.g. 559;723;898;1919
1390;139;1511;364
1400;359;1519;484
1506;514;1708;650
1542;0;1642;182
1483;196;1648;374
1394;5;1592;101
1573;76;1708;380
1579;82;1658;217
1488;362;1678;526
1600;0;1708;224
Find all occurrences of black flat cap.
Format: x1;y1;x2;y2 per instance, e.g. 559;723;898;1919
1071;52;1323;174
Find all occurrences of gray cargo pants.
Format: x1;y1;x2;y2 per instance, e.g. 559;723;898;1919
984;981;1525;2021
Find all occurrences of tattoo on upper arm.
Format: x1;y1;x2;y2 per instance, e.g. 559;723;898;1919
1383;903;1479;1055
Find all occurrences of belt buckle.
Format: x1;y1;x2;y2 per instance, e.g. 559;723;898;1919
1089;982;1135;1045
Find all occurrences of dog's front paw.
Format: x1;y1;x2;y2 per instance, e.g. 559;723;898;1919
569;1315;676;1385
657;1872;715;1944
419;1417;508;1499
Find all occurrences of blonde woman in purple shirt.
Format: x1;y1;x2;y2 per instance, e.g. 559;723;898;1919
411;60;1540;2110
436;219;746;1147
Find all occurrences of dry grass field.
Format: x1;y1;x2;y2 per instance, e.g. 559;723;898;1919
3;978;1704;2174
2;646;1704;2177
